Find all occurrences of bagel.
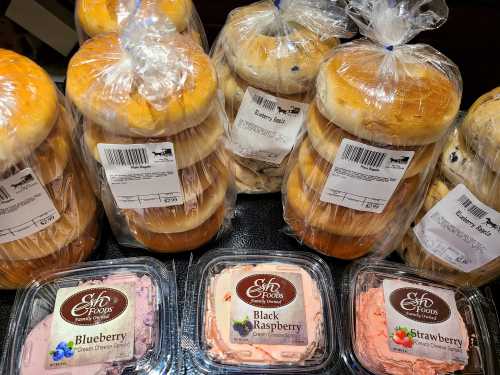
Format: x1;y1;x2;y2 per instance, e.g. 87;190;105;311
461;87;500;173
441;129;500;211
67;33;217;137
285;205;378;259
233;158;282;194
306;105;437;179
124;169;229;233
0;49;58;171
222;1;337;95
76;0;193;37
83;108;224;169
316;44;461;146
286;165;420;237
128;204;225;253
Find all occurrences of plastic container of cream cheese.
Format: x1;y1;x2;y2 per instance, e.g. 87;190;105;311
181;248;340;374
341;259;500;375
1;257;179;374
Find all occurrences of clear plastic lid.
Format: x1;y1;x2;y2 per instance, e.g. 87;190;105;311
181;248;340;373
1;257;179;374
341;259;500;375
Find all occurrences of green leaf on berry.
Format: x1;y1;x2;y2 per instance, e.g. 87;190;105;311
49;351;55;355
67;341;74;349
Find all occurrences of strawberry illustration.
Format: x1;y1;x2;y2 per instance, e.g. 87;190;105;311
391;326;415;348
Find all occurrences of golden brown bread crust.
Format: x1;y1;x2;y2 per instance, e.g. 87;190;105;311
67;33;217;137
128;204;224;253
306;105;437;179
0;49;58;171
461;87;500;173
316;47;460;146
287;164;420;237
223;1;337;95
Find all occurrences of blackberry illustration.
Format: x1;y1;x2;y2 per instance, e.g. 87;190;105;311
232;316;253;337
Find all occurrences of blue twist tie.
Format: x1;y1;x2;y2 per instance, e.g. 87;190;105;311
385;45;394;51
274;0;281;9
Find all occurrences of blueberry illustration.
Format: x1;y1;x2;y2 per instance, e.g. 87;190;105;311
52;349;65;362
63;348;74;358
56;342;67;351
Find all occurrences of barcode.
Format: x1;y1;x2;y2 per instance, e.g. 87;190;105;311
104;148;149;167
457;194;487;219
341;144;386;168
252;94;277;111
0;186;11;202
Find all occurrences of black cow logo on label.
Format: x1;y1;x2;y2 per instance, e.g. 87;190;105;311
483;217;500;232
11;174;34;188
152;148;172;158
390;156;410;164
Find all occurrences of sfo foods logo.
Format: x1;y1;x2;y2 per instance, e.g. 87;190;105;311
60;288;128;326
390;287;451;324
236;274;296;308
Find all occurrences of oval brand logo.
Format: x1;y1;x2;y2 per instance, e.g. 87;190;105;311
60;288;128;326
390;287;451;324
236;274;296;308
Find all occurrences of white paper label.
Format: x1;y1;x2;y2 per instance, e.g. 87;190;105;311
98;142;184;209
413;184;500;273
383;279;468;363
47;283;136;369
0;168;60;244
231;87;308;164
230;271;308;346
320;139;414;213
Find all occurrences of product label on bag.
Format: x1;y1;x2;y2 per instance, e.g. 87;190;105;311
98;142;184;209
47;283;135;368
382;279;467;363
0;168;60;244
320;139;414;213
413;184;500;273
231;87;308;164
230;272;308;346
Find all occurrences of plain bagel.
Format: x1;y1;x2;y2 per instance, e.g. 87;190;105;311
316;45;461;146
223;1;337;95
67;33;217;137
0;49;58;172
306;104;437;179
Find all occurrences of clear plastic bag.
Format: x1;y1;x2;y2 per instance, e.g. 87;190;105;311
212;0;356;193
66;5;236;253
282;0;462;259
399;94;500;287
0;49;99;289
75;0;208;49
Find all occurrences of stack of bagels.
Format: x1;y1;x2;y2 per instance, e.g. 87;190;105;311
0;50;98;289
66;30;232;253
284;43;461;259
400;88;500;286
214;0;339;193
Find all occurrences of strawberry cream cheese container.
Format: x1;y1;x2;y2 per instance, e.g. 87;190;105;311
181;248;340;374
341;259;499;375
1;257;179;374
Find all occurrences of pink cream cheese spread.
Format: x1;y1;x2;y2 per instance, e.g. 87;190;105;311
20;275;156;375
355;287;469;375
204;263;324;365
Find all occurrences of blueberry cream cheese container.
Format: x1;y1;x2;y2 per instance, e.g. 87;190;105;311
181;248;340;374
1;257;179;374
341;259;500;375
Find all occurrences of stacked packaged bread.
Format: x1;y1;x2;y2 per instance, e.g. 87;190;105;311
0;50;99;289
75;0;207;48
282;0;462;259
212;0;356;193
400;89;500;287
67;4;235;253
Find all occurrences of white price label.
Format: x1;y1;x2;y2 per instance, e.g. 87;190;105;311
98;142;184;209
414;184;500;273
231;87;308;164
320;139;414;213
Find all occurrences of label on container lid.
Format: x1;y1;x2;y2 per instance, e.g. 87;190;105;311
98;142;184;209
230;271;308;346
231;87;308;165
320;139;414;213
0;168;60;244
47;283;136;369
413;184;500;273
382;279;468;363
